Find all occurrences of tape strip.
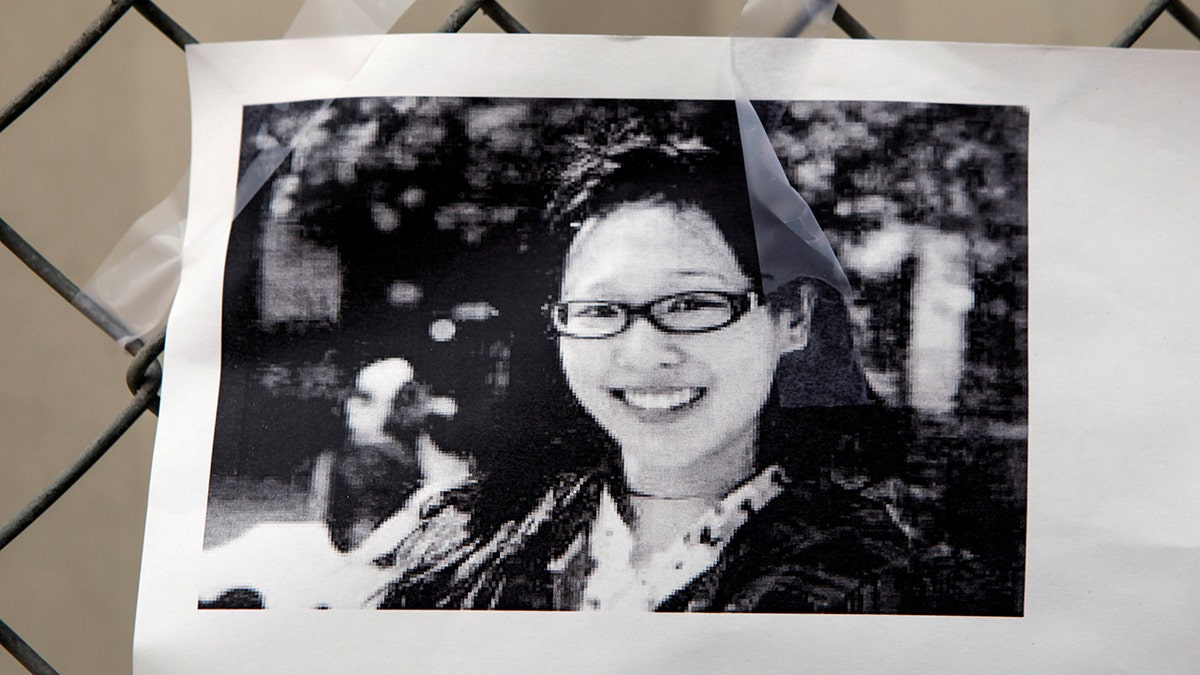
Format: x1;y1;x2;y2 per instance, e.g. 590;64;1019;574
80;0;417;344
731;1;868;408
732;0;850;297
82;177;187;349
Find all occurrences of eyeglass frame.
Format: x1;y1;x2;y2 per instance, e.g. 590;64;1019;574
546;290;763;339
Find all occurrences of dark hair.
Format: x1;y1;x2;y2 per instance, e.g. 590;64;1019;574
548;145;764;297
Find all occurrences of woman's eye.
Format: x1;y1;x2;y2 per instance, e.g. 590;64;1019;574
573;303;620;318
666;294;725;313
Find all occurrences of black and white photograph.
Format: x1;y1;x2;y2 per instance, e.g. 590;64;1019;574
195;95;1027;615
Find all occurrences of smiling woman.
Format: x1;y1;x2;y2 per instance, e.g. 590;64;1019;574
555;187;805;504
378;125;923;613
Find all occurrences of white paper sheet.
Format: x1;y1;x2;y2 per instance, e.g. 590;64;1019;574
135;34;1200;673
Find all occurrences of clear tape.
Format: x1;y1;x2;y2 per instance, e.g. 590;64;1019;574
737;0;838;38
732;0;850;297
81;177;187;348
285;0;411;39
731;1;868;409
79;0;418;345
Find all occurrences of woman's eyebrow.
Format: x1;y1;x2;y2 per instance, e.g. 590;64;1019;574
671;270;736;282
563;270;740;299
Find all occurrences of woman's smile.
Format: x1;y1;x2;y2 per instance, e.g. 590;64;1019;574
611;386;707;413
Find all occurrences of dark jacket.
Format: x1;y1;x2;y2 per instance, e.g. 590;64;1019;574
380;468;921;613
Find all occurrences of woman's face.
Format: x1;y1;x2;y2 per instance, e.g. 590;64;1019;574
557;201;801;486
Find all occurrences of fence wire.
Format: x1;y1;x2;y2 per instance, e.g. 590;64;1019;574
1;1;1198;672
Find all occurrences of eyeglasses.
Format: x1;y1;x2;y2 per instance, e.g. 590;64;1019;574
549;290;759;339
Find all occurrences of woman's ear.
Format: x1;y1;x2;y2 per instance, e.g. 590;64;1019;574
774;284;817;355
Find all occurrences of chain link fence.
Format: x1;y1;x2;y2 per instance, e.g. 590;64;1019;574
2;1;1198;672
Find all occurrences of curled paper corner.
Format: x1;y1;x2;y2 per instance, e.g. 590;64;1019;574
731;0;849;297
733;92;850;298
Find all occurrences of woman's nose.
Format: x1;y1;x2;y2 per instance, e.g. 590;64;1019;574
613;317;685;369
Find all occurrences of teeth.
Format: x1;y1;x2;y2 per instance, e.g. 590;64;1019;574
619;388;703;410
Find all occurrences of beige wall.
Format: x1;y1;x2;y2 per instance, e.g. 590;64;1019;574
0;1;1195;672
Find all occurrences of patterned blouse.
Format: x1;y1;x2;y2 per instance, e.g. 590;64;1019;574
377;463;925;613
